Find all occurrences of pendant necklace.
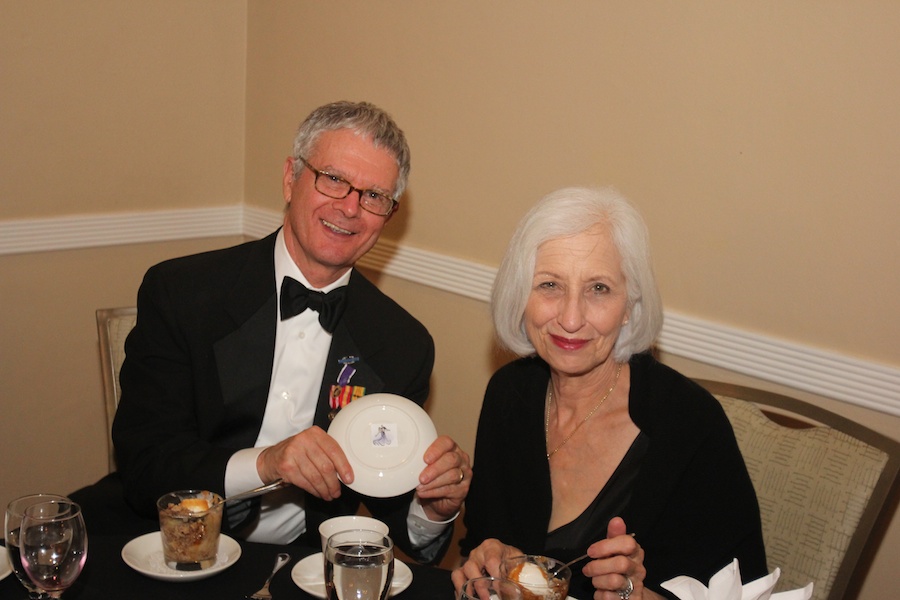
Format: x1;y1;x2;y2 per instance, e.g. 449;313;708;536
545;363;623;460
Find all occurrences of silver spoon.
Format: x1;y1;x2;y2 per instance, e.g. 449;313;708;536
551;553;590;577
551;533;635;576
246;552;291;600
219;478;288;506
198;479;289;514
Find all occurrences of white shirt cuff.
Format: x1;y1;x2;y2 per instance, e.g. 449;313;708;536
407;497;457;548
225;446;266;496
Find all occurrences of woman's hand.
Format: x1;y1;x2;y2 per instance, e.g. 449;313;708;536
583;517;661;600
451;539;522;592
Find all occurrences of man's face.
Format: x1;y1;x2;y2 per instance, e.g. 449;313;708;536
282;128;399;287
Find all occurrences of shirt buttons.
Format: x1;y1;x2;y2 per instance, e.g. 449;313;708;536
281;391;291;401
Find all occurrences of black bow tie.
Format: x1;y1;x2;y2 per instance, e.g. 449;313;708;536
280;277;347;333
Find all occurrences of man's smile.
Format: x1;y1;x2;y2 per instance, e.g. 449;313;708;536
321;218;354;235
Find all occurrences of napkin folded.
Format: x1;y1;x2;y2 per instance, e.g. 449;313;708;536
661;559;813;600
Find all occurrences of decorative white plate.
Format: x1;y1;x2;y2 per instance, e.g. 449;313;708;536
290;551;412;598
121;532;241;581
327;393;437;498
0;548;11;582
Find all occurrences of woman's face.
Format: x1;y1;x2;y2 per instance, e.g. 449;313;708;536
524;224;630;377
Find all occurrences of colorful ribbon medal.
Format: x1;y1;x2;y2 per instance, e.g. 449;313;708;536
328;356;365;419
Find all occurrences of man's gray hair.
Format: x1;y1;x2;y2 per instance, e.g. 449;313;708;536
291;101;410;199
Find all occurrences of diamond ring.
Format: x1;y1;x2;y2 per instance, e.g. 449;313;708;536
618;577;633;600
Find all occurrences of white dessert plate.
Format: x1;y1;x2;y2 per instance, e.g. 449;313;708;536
121;532;241;581
290;552;412;598
327;393;437;498
0;548;11;582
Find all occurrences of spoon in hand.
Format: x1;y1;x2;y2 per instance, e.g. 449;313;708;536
550;553;590;577
551;533;635;576
203;479;289;513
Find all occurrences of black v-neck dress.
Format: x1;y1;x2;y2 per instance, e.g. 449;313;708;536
461;353;767;599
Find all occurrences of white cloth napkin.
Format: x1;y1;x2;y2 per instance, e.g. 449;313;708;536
661;559;813;600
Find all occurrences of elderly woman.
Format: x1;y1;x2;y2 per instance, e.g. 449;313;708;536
453;188;767;599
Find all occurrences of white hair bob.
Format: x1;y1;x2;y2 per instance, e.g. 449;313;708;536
491;186;663;362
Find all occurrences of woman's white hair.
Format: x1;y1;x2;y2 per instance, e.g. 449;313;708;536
491;186;663;363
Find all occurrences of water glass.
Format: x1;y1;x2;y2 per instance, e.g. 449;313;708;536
325;528;393;600
318;515;389;555
5;494;70;599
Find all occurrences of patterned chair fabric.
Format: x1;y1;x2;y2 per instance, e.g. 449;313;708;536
96;307;137;473
696;380;900;600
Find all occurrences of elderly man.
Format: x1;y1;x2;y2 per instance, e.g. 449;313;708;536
104;101;468;562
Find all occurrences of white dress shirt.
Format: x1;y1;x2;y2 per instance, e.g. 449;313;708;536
224;230;452;546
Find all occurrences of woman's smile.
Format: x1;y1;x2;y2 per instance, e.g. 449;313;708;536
550;333;590;351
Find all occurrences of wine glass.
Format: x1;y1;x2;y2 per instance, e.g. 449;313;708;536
458;576;525;600
5;494;70;599
325;528;393;600
18;500;87;598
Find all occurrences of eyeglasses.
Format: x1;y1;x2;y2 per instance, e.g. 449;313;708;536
296;157;398;217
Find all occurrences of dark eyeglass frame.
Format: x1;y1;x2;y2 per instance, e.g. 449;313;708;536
296;156;398;217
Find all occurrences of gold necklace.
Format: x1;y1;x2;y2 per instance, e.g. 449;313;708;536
545;364;623;460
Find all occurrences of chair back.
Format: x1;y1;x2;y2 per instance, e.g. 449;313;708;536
695;379;899;600
96;307;138;472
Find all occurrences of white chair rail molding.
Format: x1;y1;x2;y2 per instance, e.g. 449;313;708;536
2;205;898;418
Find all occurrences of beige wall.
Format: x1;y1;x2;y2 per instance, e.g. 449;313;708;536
2;1;898;596
0;237;244;489
0;0;248;218
245;1;900;365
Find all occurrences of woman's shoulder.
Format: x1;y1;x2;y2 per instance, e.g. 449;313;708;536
630;353;726;424
482;357;549;412
489;356;549;388
478;357;549;446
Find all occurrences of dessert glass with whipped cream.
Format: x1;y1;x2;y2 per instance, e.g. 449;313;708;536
156;490;223;570
501;555;571;600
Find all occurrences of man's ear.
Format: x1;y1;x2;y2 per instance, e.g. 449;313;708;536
282;157;295;204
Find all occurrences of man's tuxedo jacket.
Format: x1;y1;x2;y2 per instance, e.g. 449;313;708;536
112;230;435;555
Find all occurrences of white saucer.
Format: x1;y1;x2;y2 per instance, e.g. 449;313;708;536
290;551;412;598
327;393;437;498
121;532;241;581
0;549;11;582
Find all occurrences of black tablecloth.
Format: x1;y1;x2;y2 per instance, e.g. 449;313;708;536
1;536;454;599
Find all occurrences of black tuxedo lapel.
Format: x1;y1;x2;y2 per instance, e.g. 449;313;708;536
212;232;279;447
214;295;277;447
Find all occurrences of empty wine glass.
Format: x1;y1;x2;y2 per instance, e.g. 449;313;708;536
5;494;70;600
18;500;87;598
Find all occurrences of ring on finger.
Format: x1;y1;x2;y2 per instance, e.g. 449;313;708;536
456;468;465;484
618;576;633;600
